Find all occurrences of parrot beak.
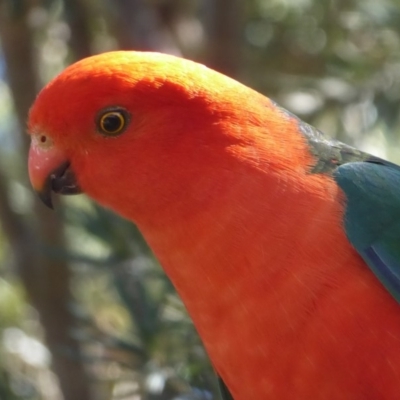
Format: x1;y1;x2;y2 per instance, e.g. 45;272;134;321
28;139;82;209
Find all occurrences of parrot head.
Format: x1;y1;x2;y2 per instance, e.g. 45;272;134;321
29;52;214;217
28;51;312;226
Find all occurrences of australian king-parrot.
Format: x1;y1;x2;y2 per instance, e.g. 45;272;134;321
27;51;400;400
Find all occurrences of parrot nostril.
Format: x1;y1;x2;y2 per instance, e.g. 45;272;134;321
33;133;53;149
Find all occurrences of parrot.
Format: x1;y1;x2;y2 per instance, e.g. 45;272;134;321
27;51;400;400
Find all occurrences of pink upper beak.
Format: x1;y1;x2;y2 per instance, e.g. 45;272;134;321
28;139;81;208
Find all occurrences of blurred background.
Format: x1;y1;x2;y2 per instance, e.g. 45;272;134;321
0;0;400;399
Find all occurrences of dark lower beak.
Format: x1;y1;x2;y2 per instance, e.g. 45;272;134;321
38;161;82;209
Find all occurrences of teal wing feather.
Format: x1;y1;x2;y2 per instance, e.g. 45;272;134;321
334;160;400;303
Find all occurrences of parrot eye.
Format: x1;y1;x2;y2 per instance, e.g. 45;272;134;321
97;108;129;136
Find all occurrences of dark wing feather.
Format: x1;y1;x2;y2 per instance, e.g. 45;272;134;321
334;160;400;303
218;375;234;400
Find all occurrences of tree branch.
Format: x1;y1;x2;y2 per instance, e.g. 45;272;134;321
0;1;95;399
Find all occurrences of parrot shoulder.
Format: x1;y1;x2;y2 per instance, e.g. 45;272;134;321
274;101;400;304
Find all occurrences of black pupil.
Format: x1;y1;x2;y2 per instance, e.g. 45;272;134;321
103;113;122;132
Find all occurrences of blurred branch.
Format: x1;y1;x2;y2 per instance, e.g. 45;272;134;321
0;171;27;260
0;1;95;399
64;0;92;59
204;0;243;77
110;0;181;54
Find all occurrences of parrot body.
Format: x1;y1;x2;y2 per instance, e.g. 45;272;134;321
27;52;400;400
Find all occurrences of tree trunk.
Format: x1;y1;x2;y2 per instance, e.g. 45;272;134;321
111;0;181;54
204;0;243;77
0;2;95;399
